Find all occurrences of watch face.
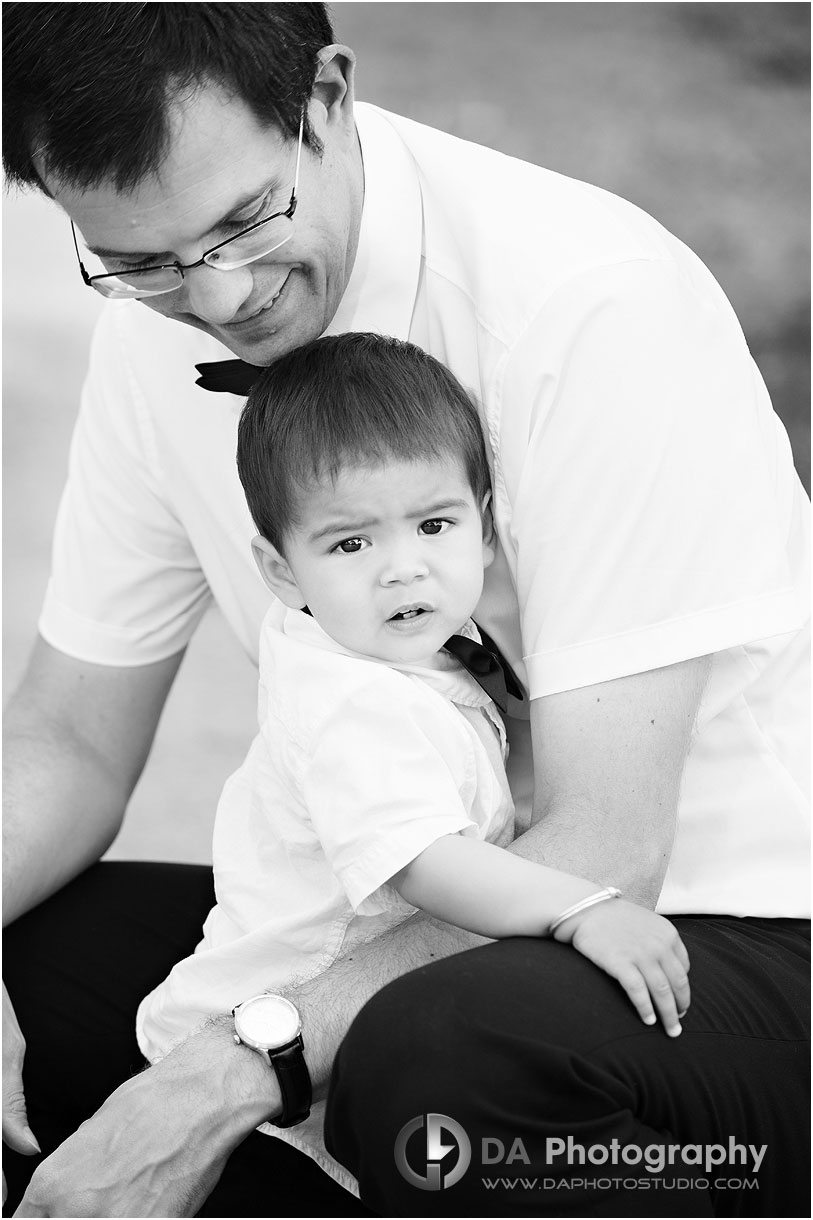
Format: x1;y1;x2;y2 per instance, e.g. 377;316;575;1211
236;994;301;1050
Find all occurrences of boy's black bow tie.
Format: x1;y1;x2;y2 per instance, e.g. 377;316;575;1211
195;359;264;395
300;607;523;713
443;627;524;714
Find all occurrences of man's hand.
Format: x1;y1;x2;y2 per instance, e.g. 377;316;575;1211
12;1020;278;1219
3;983;41;1206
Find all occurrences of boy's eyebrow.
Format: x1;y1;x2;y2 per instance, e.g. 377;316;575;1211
308;516;381;543
308;499;472;543
85;178;279;261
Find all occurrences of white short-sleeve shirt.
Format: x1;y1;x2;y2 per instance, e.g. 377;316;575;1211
39;103;810;916
135;604;514;1191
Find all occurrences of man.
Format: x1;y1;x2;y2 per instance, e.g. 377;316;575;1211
3;4;809;1217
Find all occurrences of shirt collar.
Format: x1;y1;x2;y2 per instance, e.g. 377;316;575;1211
324;103;423;342
268;601;494;708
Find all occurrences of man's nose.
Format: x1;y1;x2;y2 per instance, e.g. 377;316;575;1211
182;262;255;324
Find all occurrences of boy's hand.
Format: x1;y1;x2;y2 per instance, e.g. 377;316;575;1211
553;900;690;1037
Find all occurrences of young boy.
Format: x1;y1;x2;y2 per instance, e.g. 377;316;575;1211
136;333;689;1181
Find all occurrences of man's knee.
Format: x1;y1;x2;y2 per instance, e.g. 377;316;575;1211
325;938;635;1144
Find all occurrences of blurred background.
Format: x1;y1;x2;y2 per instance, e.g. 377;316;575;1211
3;2;810;862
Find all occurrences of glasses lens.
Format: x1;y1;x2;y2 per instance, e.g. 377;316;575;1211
91;267;184;300
205;216;294;271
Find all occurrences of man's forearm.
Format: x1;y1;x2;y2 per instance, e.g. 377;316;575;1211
285;912;485;1098
506;801;669;907
12;1019;284;1218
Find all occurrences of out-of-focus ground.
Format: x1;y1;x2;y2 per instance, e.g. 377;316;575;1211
3;2;809;862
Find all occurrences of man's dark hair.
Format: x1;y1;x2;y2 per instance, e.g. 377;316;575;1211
2;2;334;192
237;333;492;553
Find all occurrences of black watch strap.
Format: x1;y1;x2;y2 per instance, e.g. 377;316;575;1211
267;1036;312;1128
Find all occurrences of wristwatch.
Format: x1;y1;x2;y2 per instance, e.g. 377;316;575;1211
232;993;312;1127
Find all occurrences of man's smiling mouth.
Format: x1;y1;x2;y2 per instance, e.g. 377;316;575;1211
226;273;291;327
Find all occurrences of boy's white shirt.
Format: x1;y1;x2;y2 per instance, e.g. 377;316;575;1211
136;601;515;1191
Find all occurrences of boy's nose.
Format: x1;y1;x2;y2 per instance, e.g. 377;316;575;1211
380;547;430;586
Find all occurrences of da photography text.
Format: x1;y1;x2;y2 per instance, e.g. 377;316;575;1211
394;1114;767;1192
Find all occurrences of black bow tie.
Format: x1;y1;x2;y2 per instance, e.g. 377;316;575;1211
195;359;265;395
444;626;524;714
300;608;523;713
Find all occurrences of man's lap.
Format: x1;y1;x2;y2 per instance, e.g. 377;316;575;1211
326;918;810;1216
3;862;810;1218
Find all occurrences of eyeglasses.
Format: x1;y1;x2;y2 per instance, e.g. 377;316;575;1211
71;114;304;300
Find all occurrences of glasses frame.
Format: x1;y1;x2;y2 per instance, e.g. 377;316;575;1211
70;113;305;300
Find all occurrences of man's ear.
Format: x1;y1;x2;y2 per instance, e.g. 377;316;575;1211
310;45;356;128
251;536;304;608
481;491;497;570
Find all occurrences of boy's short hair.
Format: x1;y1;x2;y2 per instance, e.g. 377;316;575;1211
237;333;492;553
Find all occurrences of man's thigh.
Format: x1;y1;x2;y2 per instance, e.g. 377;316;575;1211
326;917;810;1217
4;862;216;1129
2;862;373;1218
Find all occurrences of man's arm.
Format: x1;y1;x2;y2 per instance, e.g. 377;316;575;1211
524;654;711;906
3;636;182;1166
3;636;183;925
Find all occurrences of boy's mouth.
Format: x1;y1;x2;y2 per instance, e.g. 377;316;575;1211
388;603;432;622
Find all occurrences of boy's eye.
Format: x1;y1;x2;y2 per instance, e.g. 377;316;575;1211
332;537;368;554
420;519;450;536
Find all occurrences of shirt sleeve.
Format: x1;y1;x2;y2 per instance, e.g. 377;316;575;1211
38;305;212;665
302;675;479;917
494;257;807;697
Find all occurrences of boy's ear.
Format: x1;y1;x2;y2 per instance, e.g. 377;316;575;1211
481;491;497;569
251;536;305;608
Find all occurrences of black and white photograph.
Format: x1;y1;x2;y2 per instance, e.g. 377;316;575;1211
3;3;810;1216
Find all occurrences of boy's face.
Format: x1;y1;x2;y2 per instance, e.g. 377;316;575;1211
254;455;495;665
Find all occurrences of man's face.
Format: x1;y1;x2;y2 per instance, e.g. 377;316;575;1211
43;80;364;365
266;455;495;666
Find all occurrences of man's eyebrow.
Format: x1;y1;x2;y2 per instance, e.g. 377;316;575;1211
85;178;280;261
307;499;472;544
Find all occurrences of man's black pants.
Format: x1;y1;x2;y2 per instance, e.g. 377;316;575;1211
3;862;809;1217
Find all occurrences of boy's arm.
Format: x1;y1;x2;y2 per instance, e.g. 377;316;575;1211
390;833;598;938
390;831;690;1037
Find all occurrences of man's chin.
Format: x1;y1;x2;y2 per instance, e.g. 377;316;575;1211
171;292;335;365
217;316;330;368
181;316;296;367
